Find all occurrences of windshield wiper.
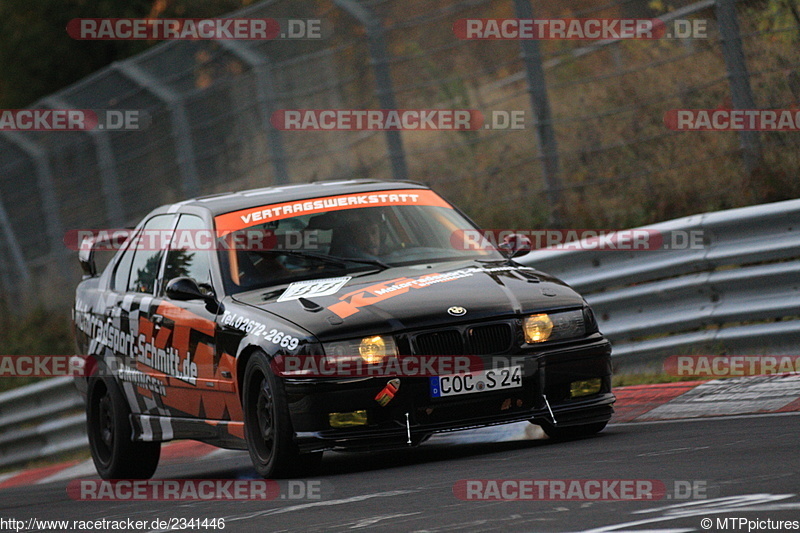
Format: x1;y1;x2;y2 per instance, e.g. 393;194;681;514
327;254;391;270
257;250;348;268
259;250;390;270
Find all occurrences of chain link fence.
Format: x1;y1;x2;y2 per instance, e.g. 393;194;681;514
0;0;798;311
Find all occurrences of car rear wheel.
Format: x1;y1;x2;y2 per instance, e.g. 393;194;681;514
539;421;607;441
243;351;322;478
87;376;161;479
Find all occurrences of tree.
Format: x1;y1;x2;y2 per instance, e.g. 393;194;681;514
0;0;251;108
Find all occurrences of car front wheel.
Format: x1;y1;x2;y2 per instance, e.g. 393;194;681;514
243;351;322;478
87;376;161;479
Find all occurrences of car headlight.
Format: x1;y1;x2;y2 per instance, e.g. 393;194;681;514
323;335;399;364
523;314;553;343
523;309;585;343
359;335;394;364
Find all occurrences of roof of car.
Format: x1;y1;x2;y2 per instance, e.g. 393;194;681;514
173;179;432;216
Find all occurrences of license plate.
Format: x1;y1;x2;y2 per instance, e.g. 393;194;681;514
430;366;522;398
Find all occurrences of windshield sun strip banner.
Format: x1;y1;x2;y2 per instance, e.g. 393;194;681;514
213;189;452;236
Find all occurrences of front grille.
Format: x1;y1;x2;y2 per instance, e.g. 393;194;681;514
468;323;513;355
414;330;463;355
413;322;514;356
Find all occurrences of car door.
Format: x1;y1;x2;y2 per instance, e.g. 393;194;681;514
156;213;239;423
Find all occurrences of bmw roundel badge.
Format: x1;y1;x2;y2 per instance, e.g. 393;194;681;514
447;306;467;316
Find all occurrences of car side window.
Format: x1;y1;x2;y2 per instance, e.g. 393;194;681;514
127;215;175;294
164;214;213;290
111;237;136;292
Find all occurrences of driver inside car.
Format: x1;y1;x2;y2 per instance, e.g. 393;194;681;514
328;209;385;261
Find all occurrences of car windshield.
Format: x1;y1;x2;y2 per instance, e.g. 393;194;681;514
214;192;504;294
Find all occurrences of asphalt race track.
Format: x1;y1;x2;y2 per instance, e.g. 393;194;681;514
1;411;799;532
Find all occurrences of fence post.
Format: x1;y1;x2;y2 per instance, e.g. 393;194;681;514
333;0;409;182
0;190;31;300
0;131;68;277
42;96;125;227
112;61;201;199
218;40;290;185
716;0;762;173
513;0;562;226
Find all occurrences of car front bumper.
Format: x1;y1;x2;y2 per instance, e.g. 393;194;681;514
284;336;614;453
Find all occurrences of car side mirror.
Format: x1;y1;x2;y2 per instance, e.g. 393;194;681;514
78;236;97;278
165;276;217;304
498;233;532;259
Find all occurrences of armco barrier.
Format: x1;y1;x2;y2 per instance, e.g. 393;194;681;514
0;377;86;469
518;198;800;371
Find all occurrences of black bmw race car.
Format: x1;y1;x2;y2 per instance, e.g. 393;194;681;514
73;179;614;479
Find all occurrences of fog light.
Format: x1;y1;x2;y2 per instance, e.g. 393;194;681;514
523;314;553;343
328;410;368;428
570;378;602;398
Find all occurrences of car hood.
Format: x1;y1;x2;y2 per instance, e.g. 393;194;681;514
231;260;585;342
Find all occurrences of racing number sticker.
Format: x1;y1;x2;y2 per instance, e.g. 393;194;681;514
277;276;352;302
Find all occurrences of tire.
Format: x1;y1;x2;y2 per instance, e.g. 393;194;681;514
539;421;607;441
243;351;322;478
87;376;161;479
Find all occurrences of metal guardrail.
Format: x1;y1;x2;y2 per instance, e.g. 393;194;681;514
518;198;800;372
2;198;799;469
0;377;86;469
